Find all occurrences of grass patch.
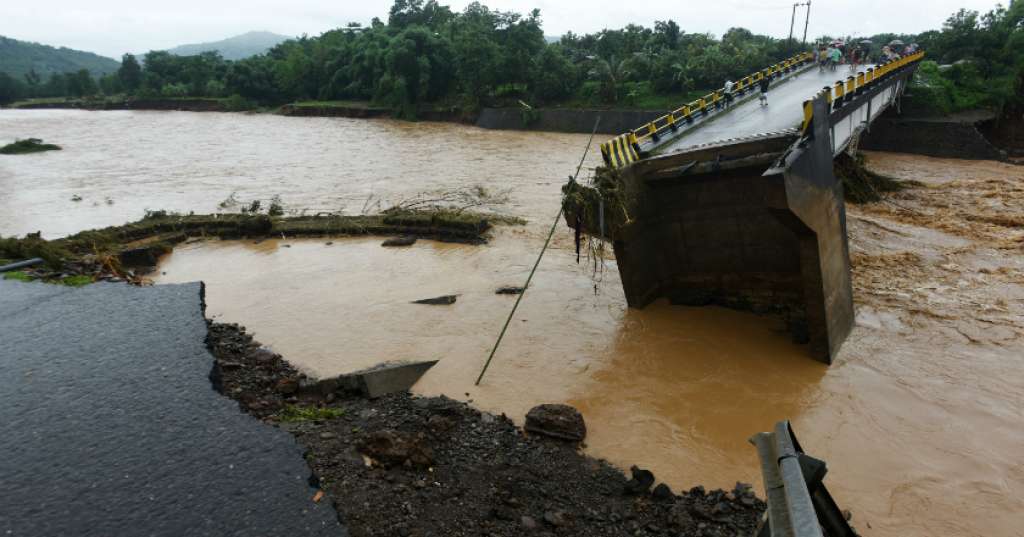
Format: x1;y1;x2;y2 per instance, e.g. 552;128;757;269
1;138;62;155
278;405;345;422
9;97;71;107
59;275;93;287
2;271;32;282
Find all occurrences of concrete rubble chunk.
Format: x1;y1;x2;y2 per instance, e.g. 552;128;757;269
300;360;439;400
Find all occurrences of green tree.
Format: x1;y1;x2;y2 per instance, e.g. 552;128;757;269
118;53;142;92
99;73;123;95
66;69;97;97
531;45;580;102
589;55;632;103
0;72;24;104
23;69;41;96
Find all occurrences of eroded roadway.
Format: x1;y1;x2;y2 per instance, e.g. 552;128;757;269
658;65;865;154
0;280;345;537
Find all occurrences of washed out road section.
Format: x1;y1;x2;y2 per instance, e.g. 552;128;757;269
0;280;344;537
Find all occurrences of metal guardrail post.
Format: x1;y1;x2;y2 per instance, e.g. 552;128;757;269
750;420;856;537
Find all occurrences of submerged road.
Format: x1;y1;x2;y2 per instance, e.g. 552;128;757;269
0;280;345;537
659;65;866;153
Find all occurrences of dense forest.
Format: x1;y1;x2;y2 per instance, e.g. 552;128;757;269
0;0;1021;116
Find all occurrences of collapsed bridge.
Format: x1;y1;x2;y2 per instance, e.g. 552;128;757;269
565;51;925;364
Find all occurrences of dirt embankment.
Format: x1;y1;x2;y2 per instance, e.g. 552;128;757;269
205;321;768;537
11;99;227;112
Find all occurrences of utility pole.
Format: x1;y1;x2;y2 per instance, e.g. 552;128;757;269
789;3;798;43
802;0;812;45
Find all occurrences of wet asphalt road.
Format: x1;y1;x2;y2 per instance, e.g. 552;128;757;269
661;64;867;152
0;280;345;537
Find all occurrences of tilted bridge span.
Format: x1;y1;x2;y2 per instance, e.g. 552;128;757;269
565;51;926;363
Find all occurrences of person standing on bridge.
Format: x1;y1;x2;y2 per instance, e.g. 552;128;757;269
758;76;770;106
829;46;842;71
723;79;735;108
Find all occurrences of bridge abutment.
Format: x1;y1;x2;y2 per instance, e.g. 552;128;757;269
567;100;853;363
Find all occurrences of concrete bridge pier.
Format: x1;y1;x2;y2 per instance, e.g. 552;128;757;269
566;97;853;363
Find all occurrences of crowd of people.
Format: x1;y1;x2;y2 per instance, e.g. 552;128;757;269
816;41;919;72
718;40;920;110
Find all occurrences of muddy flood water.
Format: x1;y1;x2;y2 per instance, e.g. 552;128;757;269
2;110;1022;537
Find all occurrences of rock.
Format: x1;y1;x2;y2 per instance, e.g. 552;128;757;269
383;236;417;247
651;483;674;501
520;515;538;530
412;295;457;305
480;413;496;424
427;415;455;434
253;348;278;364
275;377;299;395
623;466;655;495
666;503;693;527
118;246;163;268
356;430;434;468
524;404;586;442
495;286;524;295
319;431;337;440
491;507;517;521
542;511;568;527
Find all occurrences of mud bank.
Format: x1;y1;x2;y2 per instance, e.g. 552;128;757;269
279;103;391;118
10;98;228;112
205;321;770;537
475;108;666;134
5;100;665;134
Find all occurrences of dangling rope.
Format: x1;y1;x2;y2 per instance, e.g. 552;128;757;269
475;117;602;386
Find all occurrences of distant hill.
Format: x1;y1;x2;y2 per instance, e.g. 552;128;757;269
0;36;120;79
164;31;291;60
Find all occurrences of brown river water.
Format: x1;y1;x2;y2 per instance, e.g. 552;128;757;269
2;110;1022;537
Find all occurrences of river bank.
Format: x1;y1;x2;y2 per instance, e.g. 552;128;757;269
206;320;768;537
3;110;1022;536
4;97;674;134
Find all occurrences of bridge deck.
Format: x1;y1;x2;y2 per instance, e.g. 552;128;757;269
658;66;864;154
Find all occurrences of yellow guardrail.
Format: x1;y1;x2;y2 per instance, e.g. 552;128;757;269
600;51;816;169
800;51;925;135
600;133;641;169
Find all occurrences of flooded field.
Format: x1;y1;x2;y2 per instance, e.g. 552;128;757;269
3;110;1023;537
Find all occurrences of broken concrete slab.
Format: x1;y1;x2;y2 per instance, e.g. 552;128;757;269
412;295;457;305
358;360;438;398
300;361;439;400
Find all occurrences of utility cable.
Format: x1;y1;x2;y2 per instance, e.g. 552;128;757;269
475;117;602;386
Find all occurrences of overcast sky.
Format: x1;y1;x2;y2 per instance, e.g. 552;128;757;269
0;0;1005;59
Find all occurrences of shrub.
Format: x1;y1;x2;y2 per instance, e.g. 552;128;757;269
222;94;257;112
